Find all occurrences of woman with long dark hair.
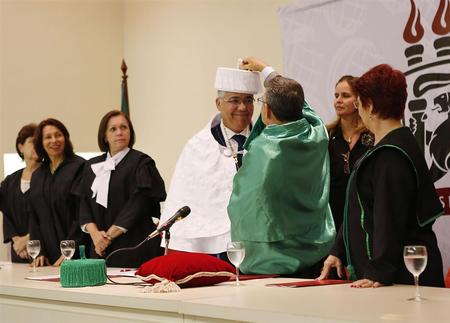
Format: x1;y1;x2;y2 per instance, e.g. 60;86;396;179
29;118;85;266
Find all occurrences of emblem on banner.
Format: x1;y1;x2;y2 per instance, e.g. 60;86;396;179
403;0;450;214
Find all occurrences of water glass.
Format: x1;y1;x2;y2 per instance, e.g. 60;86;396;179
227;241;245;286
403;245;428;301
60;240;76;260
26;240;41;272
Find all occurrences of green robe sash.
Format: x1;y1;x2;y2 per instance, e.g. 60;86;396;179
228;102;336;274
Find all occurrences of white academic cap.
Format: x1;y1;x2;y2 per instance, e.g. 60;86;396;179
214;67;261;94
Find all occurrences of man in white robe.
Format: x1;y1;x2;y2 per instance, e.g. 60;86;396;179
159;67;262;256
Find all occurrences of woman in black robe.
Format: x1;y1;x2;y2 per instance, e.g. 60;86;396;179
1;124;40;263
77;110;166;268
29;119;86;266
319;64;444;288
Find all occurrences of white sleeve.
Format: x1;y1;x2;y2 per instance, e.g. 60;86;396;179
261;66;275;82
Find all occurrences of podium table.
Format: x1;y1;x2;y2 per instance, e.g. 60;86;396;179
1;263;450;323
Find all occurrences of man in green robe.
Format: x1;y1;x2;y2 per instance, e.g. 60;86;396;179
227;72;335;275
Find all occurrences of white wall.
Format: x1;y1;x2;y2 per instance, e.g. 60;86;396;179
0;0;124;167
0;0;289;260
0;0;124;260
123;0;288;182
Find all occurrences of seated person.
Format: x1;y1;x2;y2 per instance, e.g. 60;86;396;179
228;59;335;275
160;66;261;258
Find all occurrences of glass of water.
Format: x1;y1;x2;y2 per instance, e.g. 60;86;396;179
227;241;245;286
403;245;428;301
27;240;41;272
60;240;76;261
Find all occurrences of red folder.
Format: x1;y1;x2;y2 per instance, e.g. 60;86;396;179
266;279;351;287
237;274;279;281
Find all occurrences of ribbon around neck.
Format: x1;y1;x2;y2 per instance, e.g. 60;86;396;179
90;148;130;208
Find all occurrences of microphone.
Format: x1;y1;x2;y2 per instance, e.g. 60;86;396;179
146;206;191;240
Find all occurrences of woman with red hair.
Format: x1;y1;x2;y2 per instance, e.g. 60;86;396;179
319;64;444;288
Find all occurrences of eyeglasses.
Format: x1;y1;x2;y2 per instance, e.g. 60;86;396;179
222;97;255;106
256;97;267;104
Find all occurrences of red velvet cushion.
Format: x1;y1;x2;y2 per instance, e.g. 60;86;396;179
135;252;235;288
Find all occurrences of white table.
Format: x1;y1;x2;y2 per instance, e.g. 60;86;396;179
1;263;449;323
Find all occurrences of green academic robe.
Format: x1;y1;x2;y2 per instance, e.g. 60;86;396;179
228;102;335;274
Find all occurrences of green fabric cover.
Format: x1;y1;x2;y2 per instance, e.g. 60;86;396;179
60;245;107;287
228;101;336;274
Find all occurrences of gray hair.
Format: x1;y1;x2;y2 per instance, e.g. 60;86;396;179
266;76;304;122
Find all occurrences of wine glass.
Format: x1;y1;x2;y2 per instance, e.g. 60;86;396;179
403;245;428;301
60;240;75;261
227;241;245;286
27;240;41;273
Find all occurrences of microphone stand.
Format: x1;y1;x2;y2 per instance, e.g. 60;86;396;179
164;229;171;256
105;230;163;285
104;207;190;285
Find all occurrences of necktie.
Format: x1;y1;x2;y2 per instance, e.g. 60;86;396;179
232;134;246;168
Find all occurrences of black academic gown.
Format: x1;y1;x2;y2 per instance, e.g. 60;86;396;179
331;127;444;287
29;155;86;264
328;125;372;230
0;169;30;263
77;149;166;268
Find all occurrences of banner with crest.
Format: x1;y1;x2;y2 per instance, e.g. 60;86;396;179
278;0;450;273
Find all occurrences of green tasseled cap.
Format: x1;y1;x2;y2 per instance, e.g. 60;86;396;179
60;245;107;288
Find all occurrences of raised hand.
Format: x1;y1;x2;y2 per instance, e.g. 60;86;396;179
240;57;268;72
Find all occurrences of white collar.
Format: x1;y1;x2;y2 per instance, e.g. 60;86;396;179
90;147;130;208
220;122;249;158
106;147;130;165
220;122;250;138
